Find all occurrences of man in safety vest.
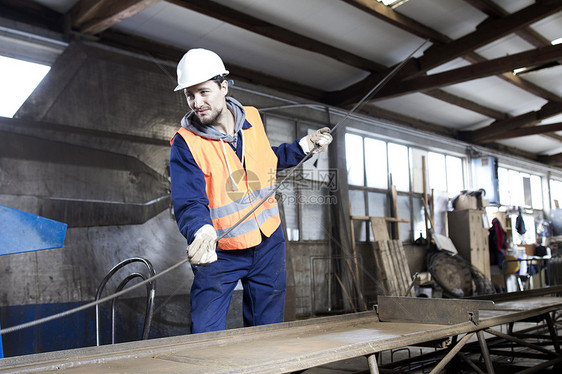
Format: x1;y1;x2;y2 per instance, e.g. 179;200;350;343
170;48;332;333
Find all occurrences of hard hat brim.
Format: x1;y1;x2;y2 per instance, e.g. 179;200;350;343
174;70;229;92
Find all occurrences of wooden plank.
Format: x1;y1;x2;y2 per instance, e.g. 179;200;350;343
370;217;390;241
380;241;396;295
349;205;367;311
394;240;413;296
369;217;393;295
371;242;387;295
374;240;398;295
422;155;429;243
351;215;409;223
390;185;400;239
387;240;406;296
387;241;405;295
371;241;389;295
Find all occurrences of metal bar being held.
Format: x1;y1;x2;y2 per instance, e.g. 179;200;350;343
217;38;429;242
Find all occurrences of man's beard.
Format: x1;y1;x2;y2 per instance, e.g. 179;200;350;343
196;106;222;126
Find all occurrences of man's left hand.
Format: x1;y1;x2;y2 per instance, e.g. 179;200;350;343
304;127;332;154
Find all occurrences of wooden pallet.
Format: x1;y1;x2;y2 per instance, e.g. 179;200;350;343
370;218;413;296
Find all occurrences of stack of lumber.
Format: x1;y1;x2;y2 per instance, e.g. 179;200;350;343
369;217;412;296
371;239;412;296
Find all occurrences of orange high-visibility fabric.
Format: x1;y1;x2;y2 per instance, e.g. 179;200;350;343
174;106;281;250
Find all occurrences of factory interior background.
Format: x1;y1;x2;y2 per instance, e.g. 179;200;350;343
1;0;562;364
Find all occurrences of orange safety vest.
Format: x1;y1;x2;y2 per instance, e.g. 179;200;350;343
173;106;281;250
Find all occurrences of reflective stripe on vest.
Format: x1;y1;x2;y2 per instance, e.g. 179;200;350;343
173;106;281;250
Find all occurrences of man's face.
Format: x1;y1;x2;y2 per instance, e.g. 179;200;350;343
184;80;228;125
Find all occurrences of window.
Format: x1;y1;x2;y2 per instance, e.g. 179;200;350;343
388;143;409;192
365;138;387;189
345;133;365;186
446;156;464;198
531;175;543;210
427;152;465;198
499;167;543;209
0;56;50;118
550;179;562;208
345;131;466;242
428;152;446;192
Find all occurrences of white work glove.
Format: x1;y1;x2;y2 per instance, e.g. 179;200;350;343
187;224;218;265
300;127;333;154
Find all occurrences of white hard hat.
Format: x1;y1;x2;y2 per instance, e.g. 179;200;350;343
174;48;229;91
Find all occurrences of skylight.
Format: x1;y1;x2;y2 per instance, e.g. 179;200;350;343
0;56;50;118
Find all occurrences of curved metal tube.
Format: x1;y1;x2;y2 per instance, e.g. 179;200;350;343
95;257;156;346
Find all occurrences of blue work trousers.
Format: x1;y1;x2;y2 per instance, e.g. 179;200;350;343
189;225;286;333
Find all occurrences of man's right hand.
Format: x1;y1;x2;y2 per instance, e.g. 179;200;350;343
187;224;218;265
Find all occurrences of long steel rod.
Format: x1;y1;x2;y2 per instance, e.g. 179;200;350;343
368;353;380;374
477;330;495;374
217;38;429;242
429;332;475;374
485;327;557;356
544;312;561;353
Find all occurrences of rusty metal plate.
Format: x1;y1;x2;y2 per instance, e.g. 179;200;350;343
377;296;495;325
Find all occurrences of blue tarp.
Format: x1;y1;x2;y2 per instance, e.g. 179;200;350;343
0;205;67;256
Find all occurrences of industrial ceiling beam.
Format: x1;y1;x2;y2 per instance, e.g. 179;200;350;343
424;89;507;120
485;122;562;141
539;152;562;166
66;0;562;149
460;102;562;144
339;0;508;119
374;43;562;99
462;0;553;47
341;0;448;43
69;0;162;35
97;30;325;101
326;0;562;108
164;0;385;72
359;104;456;137
398;0;562;78
461;0;561;102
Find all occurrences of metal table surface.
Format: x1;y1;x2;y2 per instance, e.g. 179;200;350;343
1;295;561;374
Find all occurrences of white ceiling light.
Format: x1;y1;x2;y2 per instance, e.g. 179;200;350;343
0;56;50;118
552;37;562;45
